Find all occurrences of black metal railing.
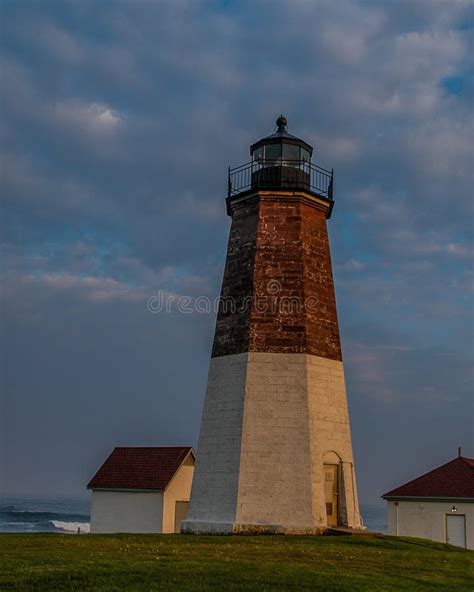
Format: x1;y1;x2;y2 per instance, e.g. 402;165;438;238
228;160;333;200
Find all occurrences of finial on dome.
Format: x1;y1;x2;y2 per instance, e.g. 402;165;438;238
276;114;287;132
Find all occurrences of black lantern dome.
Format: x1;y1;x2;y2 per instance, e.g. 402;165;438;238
227;116;334;218
250;115;313;166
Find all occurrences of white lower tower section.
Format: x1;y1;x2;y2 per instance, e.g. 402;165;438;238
182;352;362;534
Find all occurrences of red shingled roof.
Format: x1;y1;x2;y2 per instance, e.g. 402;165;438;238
87;447;194;491
383;456;474;499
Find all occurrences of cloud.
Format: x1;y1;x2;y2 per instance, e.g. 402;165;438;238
346;338;473;404
29;273;143;303
34;20;87;65
392;30;465;81
336;258;365;272
53;100;123;134
1;152;97;217
404;114;474;178
320;3;385;65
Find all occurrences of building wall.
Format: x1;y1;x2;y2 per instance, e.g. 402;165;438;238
306;355;361;529
184;351;361;533
90;490;163;533
185;354;248;528
162;456;195;533
211;199;259;358
212;193;342;361
387;500;474;549
236;352;314;529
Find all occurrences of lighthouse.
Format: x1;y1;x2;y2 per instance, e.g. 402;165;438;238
182;117;362;534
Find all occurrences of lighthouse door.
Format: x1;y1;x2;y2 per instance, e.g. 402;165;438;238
324;464;339;526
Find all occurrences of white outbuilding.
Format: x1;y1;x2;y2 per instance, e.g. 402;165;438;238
382;452;474;549
87;446;195;534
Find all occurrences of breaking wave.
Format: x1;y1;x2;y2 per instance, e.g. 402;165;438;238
0;500;90;533
51;520;90;533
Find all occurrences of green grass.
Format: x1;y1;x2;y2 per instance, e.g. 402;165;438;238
1;533;472;591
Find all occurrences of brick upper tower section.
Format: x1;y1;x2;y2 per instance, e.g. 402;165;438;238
212;191;342;361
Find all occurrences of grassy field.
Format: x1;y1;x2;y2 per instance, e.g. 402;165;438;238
1;533;472;591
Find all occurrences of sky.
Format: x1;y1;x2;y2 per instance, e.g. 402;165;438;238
1;0;473;504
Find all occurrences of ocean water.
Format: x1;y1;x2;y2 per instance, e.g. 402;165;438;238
0;497;387;534
360;504;387;534
0;497;91;534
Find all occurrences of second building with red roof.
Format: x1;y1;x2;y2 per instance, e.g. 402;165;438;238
87;447;195;533
382;451;474;549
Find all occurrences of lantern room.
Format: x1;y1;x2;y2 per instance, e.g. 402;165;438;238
250;115;313;167
227;116;334;217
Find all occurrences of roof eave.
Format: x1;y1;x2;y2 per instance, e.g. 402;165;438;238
88;486;164;493
164;447;196;492
382;495;474;502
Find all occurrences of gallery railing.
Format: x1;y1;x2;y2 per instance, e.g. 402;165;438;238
228;160;334;200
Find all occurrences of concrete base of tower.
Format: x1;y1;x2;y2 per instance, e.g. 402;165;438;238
185;352;363;533
181;520;326;535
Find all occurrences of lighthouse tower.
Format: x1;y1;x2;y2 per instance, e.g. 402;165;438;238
182;117;362;534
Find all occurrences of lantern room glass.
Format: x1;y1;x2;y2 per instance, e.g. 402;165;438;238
282;143;299;162
252;143;311;170
265;144;282;162
253;146;264;163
